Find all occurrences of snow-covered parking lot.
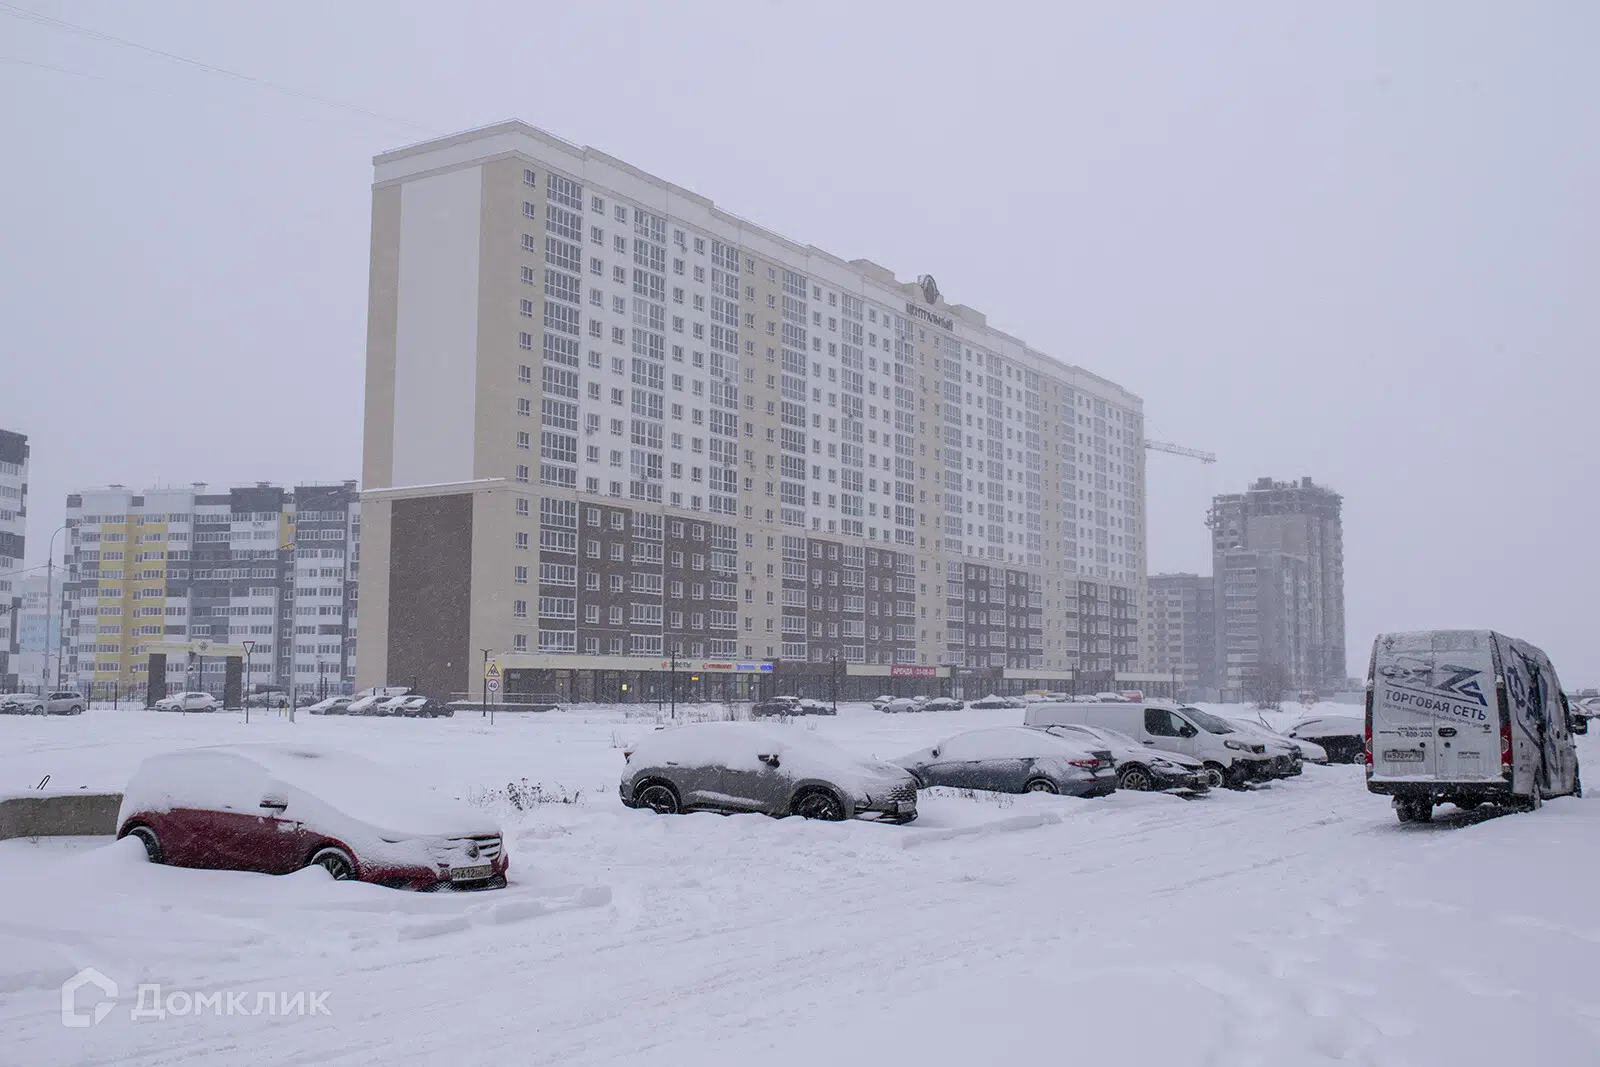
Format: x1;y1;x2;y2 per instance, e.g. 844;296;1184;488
2;703;1597;1066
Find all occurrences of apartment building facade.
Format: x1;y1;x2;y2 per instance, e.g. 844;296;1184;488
61;482;360;698
0;429;28;691
360;121;1152;702
1143;572;1216;697
13;574;60;688
1207;477;1345;696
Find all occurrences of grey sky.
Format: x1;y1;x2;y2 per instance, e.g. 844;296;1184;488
2;2;1595;680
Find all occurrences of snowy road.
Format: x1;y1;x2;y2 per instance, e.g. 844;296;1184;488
1;705;1596;1066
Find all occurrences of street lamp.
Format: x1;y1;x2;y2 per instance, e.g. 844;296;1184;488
41;523;69;692
669;643;680;720
830;649;841;715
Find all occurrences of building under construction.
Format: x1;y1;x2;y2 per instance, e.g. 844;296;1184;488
1207;477;1345;697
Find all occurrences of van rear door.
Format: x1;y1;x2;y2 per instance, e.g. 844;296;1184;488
1372;632;1497;782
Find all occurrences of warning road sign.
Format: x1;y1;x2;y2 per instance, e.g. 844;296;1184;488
484;659;501;681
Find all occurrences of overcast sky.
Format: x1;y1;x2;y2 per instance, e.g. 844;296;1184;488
2;2;1595;682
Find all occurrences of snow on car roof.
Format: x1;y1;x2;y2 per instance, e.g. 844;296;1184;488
629;721;892;778
931;727;1097;761
126;743;491;838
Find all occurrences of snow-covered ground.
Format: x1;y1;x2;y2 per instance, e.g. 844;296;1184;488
1;702;1596;1066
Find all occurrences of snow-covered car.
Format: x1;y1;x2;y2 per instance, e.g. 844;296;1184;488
305;696;354;716
244;689;291;709
750;696;801;718
1;690;85;715
116;744;508;891
619;721;918;823
795;698;835;716
154;691;218;713
896;727;1117;797
347;687;409;715
924;697;964;712
1222;716;1323;768
1038;723;1210;792
1091;692;1130;703
1283;714;1366;764
391;695;453;718
883;697;919;714
968;694;1020;711
870;694;894;711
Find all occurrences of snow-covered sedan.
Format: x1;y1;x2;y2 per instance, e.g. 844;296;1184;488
1283;714;1365;764
154;691;218;713
620;721;918;823
116;744;508;891
896;727;1117;797
1222;715;1325;768
1038;723;1210;792
968;694;1022;711
923;697;964;712
305;696;354;715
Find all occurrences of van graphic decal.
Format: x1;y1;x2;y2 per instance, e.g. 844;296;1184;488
1435;665;1488;706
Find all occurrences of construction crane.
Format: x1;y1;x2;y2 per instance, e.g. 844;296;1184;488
1144;439;1216;464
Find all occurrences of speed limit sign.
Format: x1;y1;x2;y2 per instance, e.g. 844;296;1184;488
487;679;499;693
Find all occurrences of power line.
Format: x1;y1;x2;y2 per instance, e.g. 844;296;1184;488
0;2;432;132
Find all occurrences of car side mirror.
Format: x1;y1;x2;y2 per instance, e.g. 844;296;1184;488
758;753;780;768
930;748;940;759
1573;717;1589;736
1180;724;1198;738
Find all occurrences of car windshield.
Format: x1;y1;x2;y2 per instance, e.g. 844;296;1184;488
1180;707;1236;734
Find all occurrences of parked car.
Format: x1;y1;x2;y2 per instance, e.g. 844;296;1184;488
1221;716;1320;767
1022;701;1274;788
390;695;454;718
244;689;291;709
1368;630;1582;822
968;694;1020;711
896;727;1116;797
620;721;918;823
1284;714;1366;764
924;697;964;712
870;694;894;711
305;696;354;716
883;697;919;714
0;690;85;715
154;691;219;713
116;743;508;891
750;696;801;718
347;688;408;715
795;698;836;716
1038;723;1211;792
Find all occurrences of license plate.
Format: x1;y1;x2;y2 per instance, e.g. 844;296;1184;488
1383;749;1424;763
450;864;493;882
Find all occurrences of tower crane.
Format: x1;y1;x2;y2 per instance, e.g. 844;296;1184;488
1143;439;1216;464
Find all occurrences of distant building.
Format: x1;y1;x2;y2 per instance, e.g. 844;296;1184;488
14;574;61;687
1143;573;1216;696
1207;477;1345;697
0;429;28;691
61;482;360;697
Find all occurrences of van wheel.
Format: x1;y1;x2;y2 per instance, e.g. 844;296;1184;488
1525;781;1543;812
1573;770;1582;799
1202;764;1228;790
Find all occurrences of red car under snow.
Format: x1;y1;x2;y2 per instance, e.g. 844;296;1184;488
115;744;507;891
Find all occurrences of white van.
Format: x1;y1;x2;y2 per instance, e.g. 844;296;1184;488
1367;630;1583;822
1022;701;1278;788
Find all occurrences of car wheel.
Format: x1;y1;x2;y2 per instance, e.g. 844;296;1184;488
634;781;681;815
31;704;44;715
1117;766;1155;792
1202;763;1228;790
69;705;83;715
791;788;846;821
309;846;357;881
124;824;163;863
1023;777;1059;794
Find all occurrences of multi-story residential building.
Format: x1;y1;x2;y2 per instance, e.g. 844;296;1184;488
60;482;359;698
358;121;1152;703
14;574;61;689
1207;477;1345;697
1143;573;1216;698
0;429;28;691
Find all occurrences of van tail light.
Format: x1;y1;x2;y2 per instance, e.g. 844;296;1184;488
1363;686;1374;769
1500;719;1512;772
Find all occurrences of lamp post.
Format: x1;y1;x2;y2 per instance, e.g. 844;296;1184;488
669;644;679;720
40;523;69;692
480;648;492;718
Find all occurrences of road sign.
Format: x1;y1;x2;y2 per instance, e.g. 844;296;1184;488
241;640;256;654
484;659;501;682
486;679;499;694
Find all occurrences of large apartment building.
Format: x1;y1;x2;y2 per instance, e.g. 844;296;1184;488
0;429;28;691
1143;573;1216;697
61;482;360;698
359;121;1153;702
1207;477;1345;696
